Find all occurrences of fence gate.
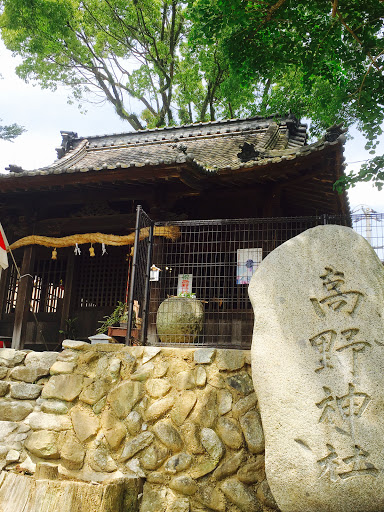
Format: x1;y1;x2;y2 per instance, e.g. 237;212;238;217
126;206;154;345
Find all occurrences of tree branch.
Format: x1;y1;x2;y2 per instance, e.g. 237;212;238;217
331;0;338;18
253;0;288;31
335;7;383;74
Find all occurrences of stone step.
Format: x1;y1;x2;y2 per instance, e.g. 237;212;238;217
0;471;142;512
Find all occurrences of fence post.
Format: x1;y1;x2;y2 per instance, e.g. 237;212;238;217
140;223;154;346
322;214;328;225
126;205;142;345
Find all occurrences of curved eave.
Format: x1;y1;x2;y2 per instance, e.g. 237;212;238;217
0;133;343;185
0;132;348;216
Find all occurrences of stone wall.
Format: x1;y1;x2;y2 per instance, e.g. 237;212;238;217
0;343;277;512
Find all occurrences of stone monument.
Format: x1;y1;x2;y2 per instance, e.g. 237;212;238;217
249;225;384;512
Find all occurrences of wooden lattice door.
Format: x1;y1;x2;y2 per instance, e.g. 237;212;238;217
71;246;130;337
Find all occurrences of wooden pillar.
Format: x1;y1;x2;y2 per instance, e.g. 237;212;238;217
0;267;9;316
12;246;35;349
146;237;164;345
262;183;283;217
59;251;75;341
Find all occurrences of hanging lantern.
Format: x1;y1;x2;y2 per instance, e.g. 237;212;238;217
52;248;57;260
89;244;95;257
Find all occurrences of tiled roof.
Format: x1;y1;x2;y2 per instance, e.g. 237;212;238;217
2;115;315;179
0;114;348;220
0;114;349;217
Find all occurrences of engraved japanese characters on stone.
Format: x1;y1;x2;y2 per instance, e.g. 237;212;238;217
317;444;378;482
310;330;337;372
311;265;379;484
249;224;384;512
336;329;371;376
309;328;375;377
339;445;378;480
317;444;340;482
316;384;371;437
310;267;364;318
316;387;339;426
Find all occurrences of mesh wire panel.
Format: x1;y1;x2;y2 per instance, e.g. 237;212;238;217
351;212;384;263
134;213;384;349
147;216;333;348
126;207;154;345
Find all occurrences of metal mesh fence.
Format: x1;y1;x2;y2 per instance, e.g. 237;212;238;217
126;206;153;345
133;212;384;349
352;212;384;262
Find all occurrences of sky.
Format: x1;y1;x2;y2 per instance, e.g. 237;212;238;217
0;41;383;214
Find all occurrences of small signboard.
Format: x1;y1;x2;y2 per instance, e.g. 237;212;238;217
236;248;262;284
177;273;193;295
150;265;161;282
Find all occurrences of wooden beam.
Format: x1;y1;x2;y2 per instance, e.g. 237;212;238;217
36;213;138;236
2;187;146;209
1;180;199;213
179;170;205;191
0;164;184;193
12;246;35;349
59;252;75;342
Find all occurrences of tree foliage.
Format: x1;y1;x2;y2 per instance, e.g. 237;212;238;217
0;70;25;141
335;156;384;192
188;0;384;189
0;119;24;141
0;0;262;130
1;0;383;188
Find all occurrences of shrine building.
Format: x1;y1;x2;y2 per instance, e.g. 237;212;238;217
0;114;349;350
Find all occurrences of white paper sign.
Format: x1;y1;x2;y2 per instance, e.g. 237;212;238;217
177;273;193;295
237;248;262;284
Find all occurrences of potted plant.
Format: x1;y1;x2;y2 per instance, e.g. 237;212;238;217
97;302;133;333
97;302;141;344
156;292;204;344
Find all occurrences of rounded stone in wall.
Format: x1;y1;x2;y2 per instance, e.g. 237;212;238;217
25;430;59;459
216;417;243;450
140;442;169;471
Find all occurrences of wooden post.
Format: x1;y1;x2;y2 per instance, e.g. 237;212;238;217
0;267;9;315
146;237;164;345
12;246;35;350
262;183;283;217
59;251;75;340
126;205;142;345
141;223;154;345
